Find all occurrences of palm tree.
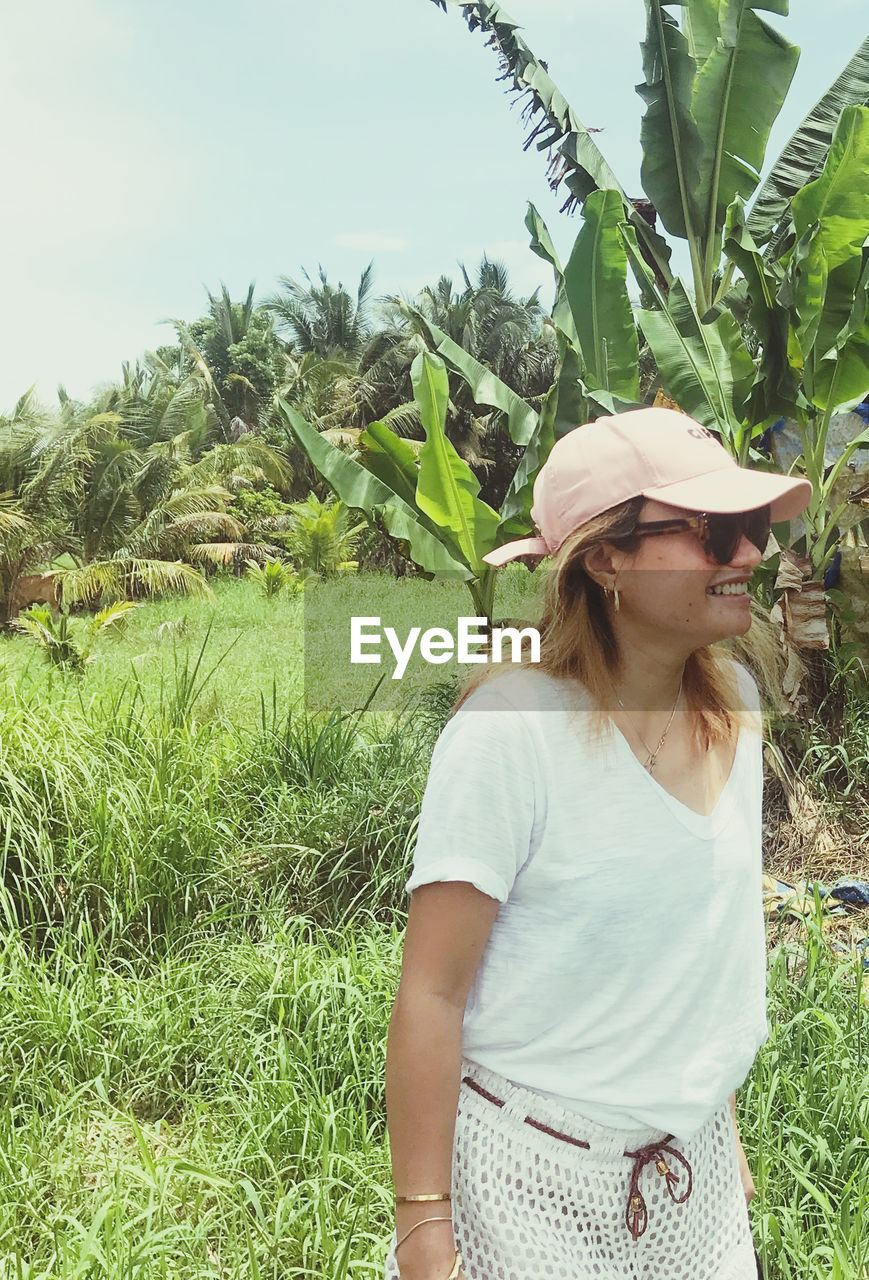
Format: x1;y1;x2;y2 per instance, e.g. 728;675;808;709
165;283;289;441
0;389;293;614
262;263;375;361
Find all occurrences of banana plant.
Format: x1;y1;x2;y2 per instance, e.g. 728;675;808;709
278;350;537;620
430;0;869;315
426;0;869;670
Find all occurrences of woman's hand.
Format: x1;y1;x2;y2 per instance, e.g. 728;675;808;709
734;1133;756;1204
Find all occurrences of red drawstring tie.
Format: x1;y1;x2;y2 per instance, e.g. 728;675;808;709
622;1136;693;1241
461;1077;695;1245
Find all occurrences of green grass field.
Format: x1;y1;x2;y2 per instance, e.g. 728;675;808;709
1;574;867;1279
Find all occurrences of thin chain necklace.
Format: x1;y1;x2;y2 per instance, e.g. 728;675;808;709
615;674;684;774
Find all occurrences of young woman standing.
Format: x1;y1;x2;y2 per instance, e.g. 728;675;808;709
383;407;812;1280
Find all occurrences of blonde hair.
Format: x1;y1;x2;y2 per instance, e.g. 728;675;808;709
455;496;797;750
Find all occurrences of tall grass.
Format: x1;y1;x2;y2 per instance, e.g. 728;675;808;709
0;577;866;1277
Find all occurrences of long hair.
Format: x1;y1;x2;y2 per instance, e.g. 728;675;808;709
454;496;798;751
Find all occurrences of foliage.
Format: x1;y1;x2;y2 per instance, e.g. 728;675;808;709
163;283;290;440
0;383;295;614
429;0;869;668
0;589;866;1275
11;601;140;672
282;494;366;577
262;263;375;361
244;556;304;599
280;349;547;618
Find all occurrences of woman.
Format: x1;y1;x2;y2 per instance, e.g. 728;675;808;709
383;407;811;1280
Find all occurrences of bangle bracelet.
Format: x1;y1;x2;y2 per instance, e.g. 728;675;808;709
395;1192;451;1204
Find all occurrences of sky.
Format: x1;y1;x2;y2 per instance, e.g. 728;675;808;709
2;0;866;409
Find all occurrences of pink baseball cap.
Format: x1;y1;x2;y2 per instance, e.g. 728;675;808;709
483;407;812;567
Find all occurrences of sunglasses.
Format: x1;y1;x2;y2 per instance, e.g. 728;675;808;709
624;505;772;566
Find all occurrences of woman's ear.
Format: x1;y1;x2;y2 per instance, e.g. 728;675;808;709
582;543;620;588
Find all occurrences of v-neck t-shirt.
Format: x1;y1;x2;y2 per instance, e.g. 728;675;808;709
403;661;767;1140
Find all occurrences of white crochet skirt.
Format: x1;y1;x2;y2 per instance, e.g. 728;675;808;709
383;1056;759;1280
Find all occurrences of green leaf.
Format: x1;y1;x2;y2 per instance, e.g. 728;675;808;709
780;221;829;366
723;197;798;420
562;189;640;400
811;239;869;410
748;37;869;247
790;105;869;363
636;278;755;444
412;352;501;574
552;341;588;441
684;0;720;66
410;310;539;447
691;6;798;268
638;2;704;246
277;399;471;579
496;381;558;540
357;421;420;510
431;0;673;287
525;203;578;347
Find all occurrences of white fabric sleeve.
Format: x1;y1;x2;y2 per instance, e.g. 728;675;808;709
404;688;539;904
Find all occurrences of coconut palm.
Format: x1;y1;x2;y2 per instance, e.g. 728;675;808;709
11;601;140;673
262;263;375;361
3;393;293;611
165;283;289;442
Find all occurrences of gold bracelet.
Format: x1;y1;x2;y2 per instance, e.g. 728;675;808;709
395;1192;451;1204
394;1225;463;1280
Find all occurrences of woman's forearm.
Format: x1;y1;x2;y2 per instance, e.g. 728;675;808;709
729;1090;756;1203
385;990;465;1263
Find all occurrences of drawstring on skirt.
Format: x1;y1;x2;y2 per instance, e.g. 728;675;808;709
461;1075;695;1244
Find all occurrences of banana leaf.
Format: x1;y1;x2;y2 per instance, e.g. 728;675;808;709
780;222;829;367
357;421;422;511
562;189;641;401
748;36;869;248
636;278;755;446
430;0;673;285
690;5;798;272
496;381;558;542
723;198;799;421
409;309;538;447
412;352;501;574
525;203;579;347
790;106;869;365
639;0;797;309
638;2;704;247
277;399;471;579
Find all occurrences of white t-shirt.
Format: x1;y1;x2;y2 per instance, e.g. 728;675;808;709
404;661;767;1140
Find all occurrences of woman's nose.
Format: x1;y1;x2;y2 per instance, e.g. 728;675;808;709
729;533;764;569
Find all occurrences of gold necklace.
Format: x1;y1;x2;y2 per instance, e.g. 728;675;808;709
615;675;683;774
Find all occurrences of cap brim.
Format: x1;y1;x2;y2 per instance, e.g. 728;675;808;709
482;536;550;567
641;467;812;522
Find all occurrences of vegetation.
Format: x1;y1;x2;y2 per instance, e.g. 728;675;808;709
3;3;869;1274
409;2;869;675
0;585;865;1278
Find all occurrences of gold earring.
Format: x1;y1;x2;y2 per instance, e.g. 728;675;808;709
607;584;620;612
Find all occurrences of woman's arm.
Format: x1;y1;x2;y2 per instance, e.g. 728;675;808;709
729;1091;755;1203
386;992;466;1278
386;881;501;1278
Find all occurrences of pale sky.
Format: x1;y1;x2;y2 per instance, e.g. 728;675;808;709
2;0;866;409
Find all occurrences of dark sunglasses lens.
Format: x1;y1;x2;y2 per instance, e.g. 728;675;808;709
705;508;771;563
745;506;772;553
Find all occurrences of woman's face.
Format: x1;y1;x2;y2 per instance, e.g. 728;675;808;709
605;498;764;647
